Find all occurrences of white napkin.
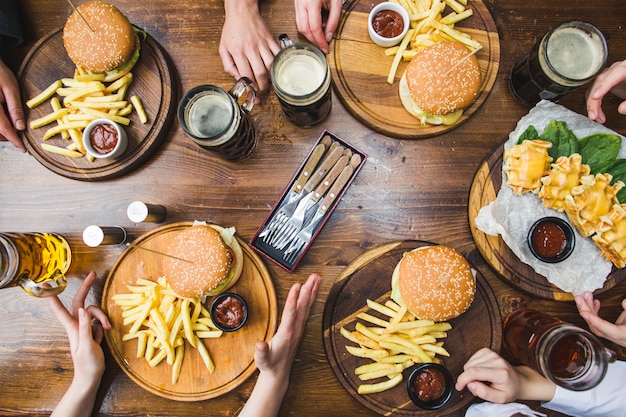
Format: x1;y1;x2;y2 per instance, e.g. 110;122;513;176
474;100;626;295
465;402;547;417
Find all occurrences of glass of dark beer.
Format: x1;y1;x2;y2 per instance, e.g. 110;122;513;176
271;34;332;127
509;21;607;106
178;78;258;161
503;308;615;391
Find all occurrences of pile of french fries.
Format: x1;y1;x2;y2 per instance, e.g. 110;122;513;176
112;276;223;384
25;67;148;160
384;0;482;84
340;298;451;394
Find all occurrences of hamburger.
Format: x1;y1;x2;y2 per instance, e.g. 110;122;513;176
63;1;141;75
163;224;244;299
399;41;481;126
390;245;476;322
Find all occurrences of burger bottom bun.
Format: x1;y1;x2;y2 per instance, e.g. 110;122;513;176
399;72;464;126
390;245;476;322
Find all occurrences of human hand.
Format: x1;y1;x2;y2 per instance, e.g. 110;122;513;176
0;59;26;152
586;60;626;124
455;348;556;403
219;0;281;94
575;292;626;348
294;0;342;54
48;271;111;385
254;273;321;381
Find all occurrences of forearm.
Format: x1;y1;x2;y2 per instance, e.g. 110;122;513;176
238;372;289;417
51;375;102;417
223;0;260;17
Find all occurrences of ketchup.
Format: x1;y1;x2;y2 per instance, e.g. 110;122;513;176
212;295;246;329
372;10;404;38
411;367;446;402
531;220;567;259
89;123;119;155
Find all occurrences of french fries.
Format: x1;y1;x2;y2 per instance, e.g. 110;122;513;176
340;298;451;395
24;66;148;160
383;0;482;84
113;276;223;384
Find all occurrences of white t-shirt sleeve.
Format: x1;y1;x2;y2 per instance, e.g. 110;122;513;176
542;360;626;417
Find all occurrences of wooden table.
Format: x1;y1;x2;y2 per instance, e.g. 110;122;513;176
1;0;626;416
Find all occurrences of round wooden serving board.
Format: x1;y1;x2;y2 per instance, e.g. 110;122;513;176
102;222;278;401
328;0;500;139
468;144;626;301
322;240;501;416
18;27;176;181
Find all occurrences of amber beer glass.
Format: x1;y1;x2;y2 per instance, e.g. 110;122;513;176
503;308;615;391
271;34;332;127
178;77;257;161
509;21;607;105
0;232;71;297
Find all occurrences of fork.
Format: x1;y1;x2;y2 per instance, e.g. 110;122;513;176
261;142;341;243
284;156;359;262
271;153;350;249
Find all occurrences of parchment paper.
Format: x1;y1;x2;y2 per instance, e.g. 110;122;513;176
475;100;626;295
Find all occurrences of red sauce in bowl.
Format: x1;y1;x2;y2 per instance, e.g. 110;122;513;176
89;123;119;155
212;294;247;330
531;220;567;259
411;367;446;402
372;9;404;38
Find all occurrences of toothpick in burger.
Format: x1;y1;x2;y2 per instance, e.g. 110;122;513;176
399;41;481;126
63;1;141;77
390;245;476;322
163;224;244;299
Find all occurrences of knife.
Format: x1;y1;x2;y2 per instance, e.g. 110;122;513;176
284;154;362;258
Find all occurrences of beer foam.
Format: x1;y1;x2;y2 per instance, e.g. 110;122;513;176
187;93;233;138
276;53;325;96
546;27;605;80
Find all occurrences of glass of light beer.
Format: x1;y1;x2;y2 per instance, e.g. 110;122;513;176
503;308;615;391
509;21;607;106
0;232;71;297
271;34;332;127
178;77;258;161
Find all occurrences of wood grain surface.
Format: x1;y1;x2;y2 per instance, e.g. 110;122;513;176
323;241;501;416
328;0;500;139
17;27;176;181
468;144;626;301
102;222;278;401
3;0;626;416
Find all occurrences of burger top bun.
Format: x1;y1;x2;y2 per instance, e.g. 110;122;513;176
164;225;243;299
390;245;476;322
63;1;136;73
404;41;481;115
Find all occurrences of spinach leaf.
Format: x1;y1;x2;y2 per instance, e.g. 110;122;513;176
538;120;579;160
579;133;622;174
517;125;539;144
606;159;626;203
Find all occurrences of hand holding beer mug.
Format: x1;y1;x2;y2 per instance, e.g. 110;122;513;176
178;77;258;161
503;308;616;391
509;21;608;106
271;34;332;127
0;233;71;297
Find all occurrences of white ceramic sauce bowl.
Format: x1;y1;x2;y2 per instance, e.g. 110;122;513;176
82;118;128;159
368;2;410;48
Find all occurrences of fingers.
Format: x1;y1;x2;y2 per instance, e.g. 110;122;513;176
587;61;626;123
253;340;270;368
71;271;97;316
323;0;343;44
296;5;329;53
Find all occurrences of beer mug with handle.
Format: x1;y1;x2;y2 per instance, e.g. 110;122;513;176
0;233;71;297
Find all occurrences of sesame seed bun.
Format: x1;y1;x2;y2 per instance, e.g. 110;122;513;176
63;1;138;74
400;41;481;121
390;245;476;321
164;225;243;298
